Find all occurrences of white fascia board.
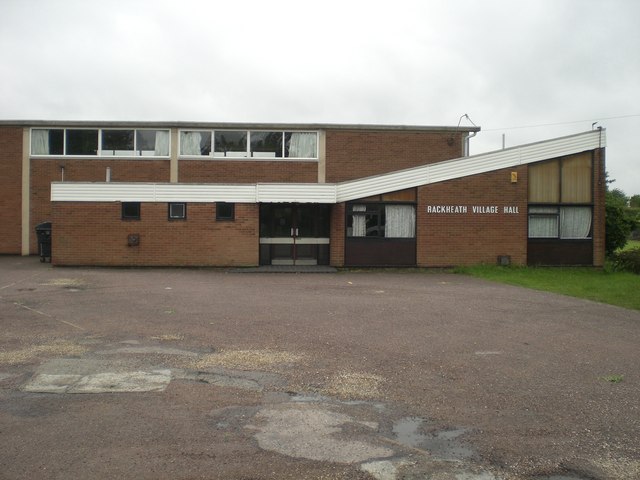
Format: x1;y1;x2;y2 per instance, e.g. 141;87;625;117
51;130;604;204
51;183;157;202
51;183;256;203
153;184;256;202
256;184;337;203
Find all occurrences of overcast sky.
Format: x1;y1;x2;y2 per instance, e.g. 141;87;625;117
2;0;639;194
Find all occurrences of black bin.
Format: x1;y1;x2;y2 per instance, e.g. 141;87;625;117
35;222;52;263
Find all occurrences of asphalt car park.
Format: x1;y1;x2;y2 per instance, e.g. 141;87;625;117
0;256;638;480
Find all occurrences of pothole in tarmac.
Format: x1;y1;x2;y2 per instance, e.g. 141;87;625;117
239;393;495;480
392;416;473;461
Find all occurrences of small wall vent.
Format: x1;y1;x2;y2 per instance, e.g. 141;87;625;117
497;255;511;266
127;234;140;247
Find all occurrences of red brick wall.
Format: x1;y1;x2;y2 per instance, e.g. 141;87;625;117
0;127;23;254
417;166;529;267
52;202;258;266
329;203;345;266
325;130;465;182
30;159;170;253
592;148;606;267
179;160;317;183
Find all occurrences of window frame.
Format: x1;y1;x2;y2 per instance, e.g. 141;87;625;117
168;202;187;220
528;204;593;240
216;202;235;221
177;129;319;161
121;202;141;220
30;127;171;158
527;154;594;241
65;128;99;156
346;202;416;239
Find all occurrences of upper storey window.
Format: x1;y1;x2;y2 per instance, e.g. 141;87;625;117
30;128;170;157
179;130;318;160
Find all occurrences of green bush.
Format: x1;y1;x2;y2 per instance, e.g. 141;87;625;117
605;191;637;256
611;248;640;274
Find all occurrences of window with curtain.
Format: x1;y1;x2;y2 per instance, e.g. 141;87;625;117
31;128;169;156
31;129;64;155
528;206;559;238
135;130;169;156
153;130;170;156
560;207;592;239
181;131;211;156
286;132;317;158
528;154;593;240
528;206;592;239
347;204;415;238
348;205;367;237
385;205;416;238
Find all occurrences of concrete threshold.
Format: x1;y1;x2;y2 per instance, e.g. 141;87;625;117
230;266;337;273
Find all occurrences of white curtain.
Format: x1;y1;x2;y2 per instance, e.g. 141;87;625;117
351;205;366;236
560;207;592;239
154;130;170;156
528;217;558;238
32;129;49;154
528;206;559;238
289;132;317;158
385;205;415;238
181;131;202;155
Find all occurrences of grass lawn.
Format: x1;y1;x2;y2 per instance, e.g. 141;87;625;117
455;264;640;311
621;239;640;251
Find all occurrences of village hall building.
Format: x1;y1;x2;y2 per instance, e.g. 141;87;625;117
0;121;606;268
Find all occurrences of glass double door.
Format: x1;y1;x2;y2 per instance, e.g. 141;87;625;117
259;204;330;265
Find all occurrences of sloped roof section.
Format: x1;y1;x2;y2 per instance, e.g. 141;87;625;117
335;129;605;202
51;129;605;203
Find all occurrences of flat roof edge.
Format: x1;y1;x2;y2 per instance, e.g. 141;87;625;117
0;119;480;132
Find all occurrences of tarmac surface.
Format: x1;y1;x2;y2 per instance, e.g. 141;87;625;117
0;256;638;480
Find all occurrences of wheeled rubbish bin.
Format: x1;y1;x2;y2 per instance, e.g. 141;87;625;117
35;222;52;263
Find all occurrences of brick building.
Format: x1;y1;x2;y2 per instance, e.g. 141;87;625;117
0;121;606;267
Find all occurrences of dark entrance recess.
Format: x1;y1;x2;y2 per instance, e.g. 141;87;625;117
527;239;593;266
345;238;416;266
259;204;330;265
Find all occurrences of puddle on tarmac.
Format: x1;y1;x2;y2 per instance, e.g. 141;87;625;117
537;476;591;480
392;416;473;461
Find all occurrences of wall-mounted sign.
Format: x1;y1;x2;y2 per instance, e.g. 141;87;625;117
426;205;520;214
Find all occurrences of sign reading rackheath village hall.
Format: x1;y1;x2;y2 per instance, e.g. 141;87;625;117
426;205;520;214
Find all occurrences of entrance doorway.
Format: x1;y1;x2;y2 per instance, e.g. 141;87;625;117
259;204;330;265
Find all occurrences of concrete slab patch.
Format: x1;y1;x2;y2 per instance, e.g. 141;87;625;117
22;373;82;393
455;472;498;480
70;370;171;393
22;370;171;394
360;460;400;480
252;403;394;464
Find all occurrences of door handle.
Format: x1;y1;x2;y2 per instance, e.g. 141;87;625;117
295;228;299;237
290;228;294;237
